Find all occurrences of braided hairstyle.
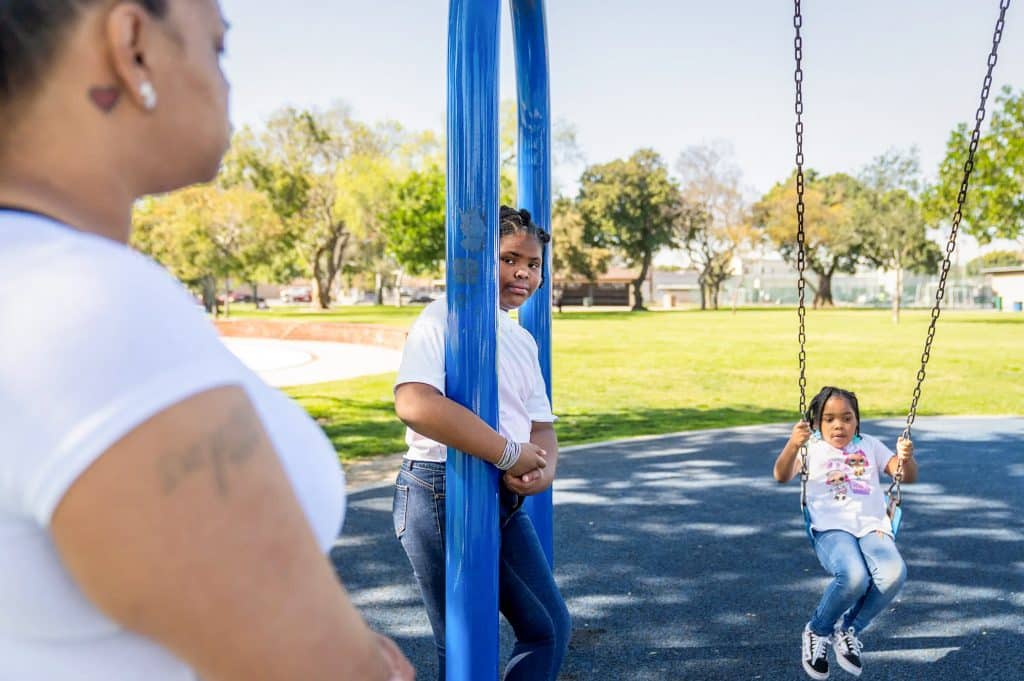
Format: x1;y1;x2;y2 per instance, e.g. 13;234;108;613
499;205;550;245
806;386;861;437
0;1;168;129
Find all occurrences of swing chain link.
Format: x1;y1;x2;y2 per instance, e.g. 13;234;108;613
793;0;1009;509
794;0;810;496
898;0;1010;490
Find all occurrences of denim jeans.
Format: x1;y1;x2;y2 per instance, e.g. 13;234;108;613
392;460;572;681
808;529;908;636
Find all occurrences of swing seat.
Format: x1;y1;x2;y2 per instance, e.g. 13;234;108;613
802;505;814;545
887;496;903;537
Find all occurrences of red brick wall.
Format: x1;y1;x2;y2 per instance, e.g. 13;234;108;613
214;319;407;349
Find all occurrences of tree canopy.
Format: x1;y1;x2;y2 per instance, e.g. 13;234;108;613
925;87;1024;245
675;142;751;310
753;171;863;307
576;149;683;310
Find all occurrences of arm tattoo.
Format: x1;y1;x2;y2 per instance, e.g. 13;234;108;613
157;400;264;497
89;86;121;113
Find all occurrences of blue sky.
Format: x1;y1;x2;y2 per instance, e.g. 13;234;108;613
218;1;1021;222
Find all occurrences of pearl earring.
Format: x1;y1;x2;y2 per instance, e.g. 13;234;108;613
139;81;157;110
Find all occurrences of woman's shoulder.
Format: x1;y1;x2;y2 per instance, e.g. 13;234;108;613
4;218;197;309
2;219;220;356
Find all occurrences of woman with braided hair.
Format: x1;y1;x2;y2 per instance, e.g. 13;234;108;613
392;205;572;681
0;2;411;679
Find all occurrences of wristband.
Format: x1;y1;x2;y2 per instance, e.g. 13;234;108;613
495;439;521;471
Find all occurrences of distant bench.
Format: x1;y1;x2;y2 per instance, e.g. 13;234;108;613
214;319;408;350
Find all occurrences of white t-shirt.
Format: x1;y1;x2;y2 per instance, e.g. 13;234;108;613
395;297;555;462
805;433;896;538
0;212;346;680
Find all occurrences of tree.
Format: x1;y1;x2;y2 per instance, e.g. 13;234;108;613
133;187;224;311
383;164;446;278
335;149;402;304
675;142;752;310
925;87;1024;244
132;184;287;315
754;171;863;307
676;204;730;310
204;185;288;313
550;197;611;309
132;184;286;315
856;149;942;323
576;149;683;310
234;106;365;309
966;249;1024;275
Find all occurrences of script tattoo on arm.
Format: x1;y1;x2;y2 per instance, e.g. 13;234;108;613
157;400;264;497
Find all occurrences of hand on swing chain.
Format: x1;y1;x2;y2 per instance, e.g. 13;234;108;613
790;420;811;448
896;436;914;461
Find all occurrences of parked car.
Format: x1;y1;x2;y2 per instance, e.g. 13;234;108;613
281;285;313;303
215;290;264;304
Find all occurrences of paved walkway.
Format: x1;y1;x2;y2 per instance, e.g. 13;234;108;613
332;416;1024;681
221;337;401;387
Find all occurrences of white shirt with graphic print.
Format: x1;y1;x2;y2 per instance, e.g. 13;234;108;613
806;433;896;538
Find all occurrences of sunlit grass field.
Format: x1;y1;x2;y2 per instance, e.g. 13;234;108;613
267;307;1023;461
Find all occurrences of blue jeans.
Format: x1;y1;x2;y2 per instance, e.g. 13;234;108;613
392;460;571;681
809;529;907;636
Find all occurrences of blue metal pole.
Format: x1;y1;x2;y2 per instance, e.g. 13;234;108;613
511;0;554;568
445;1;502;679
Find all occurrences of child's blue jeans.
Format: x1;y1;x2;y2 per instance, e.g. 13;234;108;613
808;528;907;636
392;460;572;681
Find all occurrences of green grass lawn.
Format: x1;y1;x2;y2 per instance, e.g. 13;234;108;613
278;308;1023;461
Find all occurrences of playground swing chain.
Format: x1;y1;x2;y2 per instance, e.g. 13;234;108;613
793;0;810;512
791;0;1012;522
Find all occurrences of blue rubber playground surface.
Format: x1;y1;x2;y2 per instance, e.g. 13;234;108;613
331;416;1024;680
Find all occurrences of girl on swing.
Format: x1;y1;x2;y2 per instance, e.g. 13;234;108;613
774;386;918;680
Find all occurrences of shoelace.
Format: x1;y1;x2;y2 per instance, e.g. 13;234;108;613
805;631;830;662
836;628;864;656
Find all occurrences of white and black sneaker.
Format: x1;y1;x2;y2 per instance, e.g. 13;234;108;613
802;624;831;680
833;625;864;677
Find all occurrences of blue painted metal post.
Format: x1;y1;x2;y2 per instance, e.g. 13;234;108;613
511;0;555;567
445;1;502;680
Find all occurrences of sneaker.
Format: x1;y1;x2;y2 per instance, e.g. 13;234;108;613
832;625;864;677
802;624;831;680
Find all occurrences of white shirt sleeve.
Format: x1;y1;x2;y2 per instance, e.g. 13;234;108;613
394;302;446;394
868;435;896;474
0;239;246;525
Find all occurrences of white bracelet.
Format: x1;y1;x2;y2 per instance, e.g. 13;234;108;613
495;439;521;471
